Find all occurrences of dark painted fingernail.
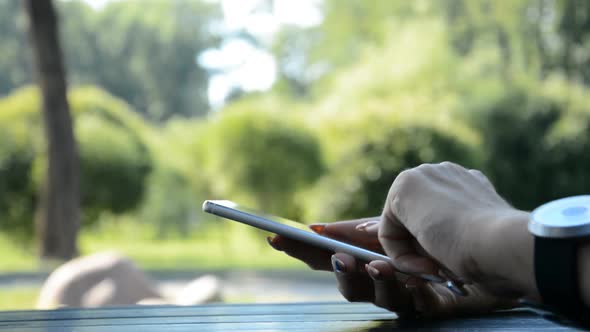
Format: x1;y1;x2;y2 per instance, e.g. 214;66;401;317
309;224;326;234
331;255;346;273
266;236;282;251
355;220;378;232
365;264;381;280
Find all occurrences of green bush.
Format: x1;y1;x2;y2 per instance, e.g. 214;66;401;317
0;123;36;239
202;108;324;219
304;120;478;222
76;113;151;223
139;119;211;238
140;166;202;238
0;86;152;236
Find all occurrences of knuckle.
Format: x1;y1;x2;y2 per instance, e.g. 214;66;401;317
439;161;457;168
415;163;436;173
391;169;420;192
470;169;484;177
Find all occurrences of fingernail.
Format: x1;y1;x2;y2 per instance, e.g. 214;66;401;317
331;255;346;273
309;224;326;234
266;236;282;251
365;264;381;280
355;220;378;232
419;273;445;283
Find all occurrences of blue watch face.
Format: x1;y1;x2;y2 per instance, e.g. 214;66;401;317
562;206;588;218
530;195;590;238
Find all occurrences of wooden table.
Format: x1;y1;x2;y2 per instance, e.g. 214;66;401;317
0;302;579;331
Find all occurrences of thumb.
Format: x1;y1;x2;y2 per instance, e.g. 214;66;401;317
379;197;442;280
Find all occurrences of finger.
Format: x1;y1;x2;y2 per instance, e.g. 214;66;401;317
332;253;374;303
358;222;379;236
309;217;379;235
379;196;442;280
439;266;472;286
405;278;446;318
270;217;383;271
269;235;333;271
365;260;414;314
310;218;381;250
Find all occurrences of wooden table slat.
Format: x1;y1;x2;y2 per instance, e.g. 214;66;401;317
0;302;579;331
0;302;387;322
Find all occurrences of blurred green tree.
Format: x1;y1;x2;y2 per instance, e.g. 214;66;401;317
0;86;152;238
0;0;222;120
139;119;211;238
305;123;477;222
467;78;590;210
0;0;31;94
202;105;324;219
272;0;434;98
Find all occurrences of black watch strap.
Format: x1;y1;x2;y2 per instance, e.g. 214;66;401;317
535;236;587;323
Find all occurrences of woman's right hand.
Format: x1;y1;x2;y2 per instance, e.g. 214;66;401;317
376;162;538;300
268;217;517;318
268;162;541;317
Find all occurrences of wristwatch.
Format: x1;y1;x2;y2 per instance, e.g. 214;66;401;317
528;195;590;324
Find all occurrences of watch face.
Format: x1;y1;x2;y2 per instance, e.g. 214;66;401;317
530;195;590;238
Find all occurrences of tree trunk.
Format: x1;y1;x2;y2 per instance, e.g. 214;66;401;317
24;0;80;260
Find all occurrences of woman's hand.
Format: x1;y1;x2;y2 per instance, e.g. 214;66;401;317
377;162;537;299
268;217;517;318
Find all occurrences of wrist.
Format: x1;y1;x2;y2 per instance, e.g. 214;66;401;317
468;209;539;300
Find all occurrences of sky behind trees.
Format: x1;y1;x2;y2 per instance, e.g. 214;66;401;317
75;0;322;107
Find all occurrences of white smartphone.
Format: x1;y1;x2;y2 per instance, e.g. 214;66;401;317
203;200;393;264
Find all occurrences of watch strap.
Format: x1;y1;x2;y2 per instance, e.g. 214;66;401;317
535;236;586;321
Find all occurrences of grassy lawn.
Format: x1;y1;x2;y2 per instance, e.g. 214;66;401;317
1;217;306;272
0;287;39;311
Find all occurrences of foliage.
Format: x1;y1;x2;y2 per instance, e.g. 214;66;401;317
0;86;152;237
4;0;590;260
305;115;478;222
0;0;30;95
0;121;35;239
139;167;201;238
138;118;212;238
466;77;590;210
202;106;324;219
0;0;222;120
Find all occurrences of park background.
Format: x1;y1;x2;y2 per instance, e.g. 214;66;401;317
2;0;590;309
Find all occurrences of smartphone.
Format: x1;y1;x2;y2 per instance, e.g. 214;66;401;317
203;200;393;264
202;200;467;296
